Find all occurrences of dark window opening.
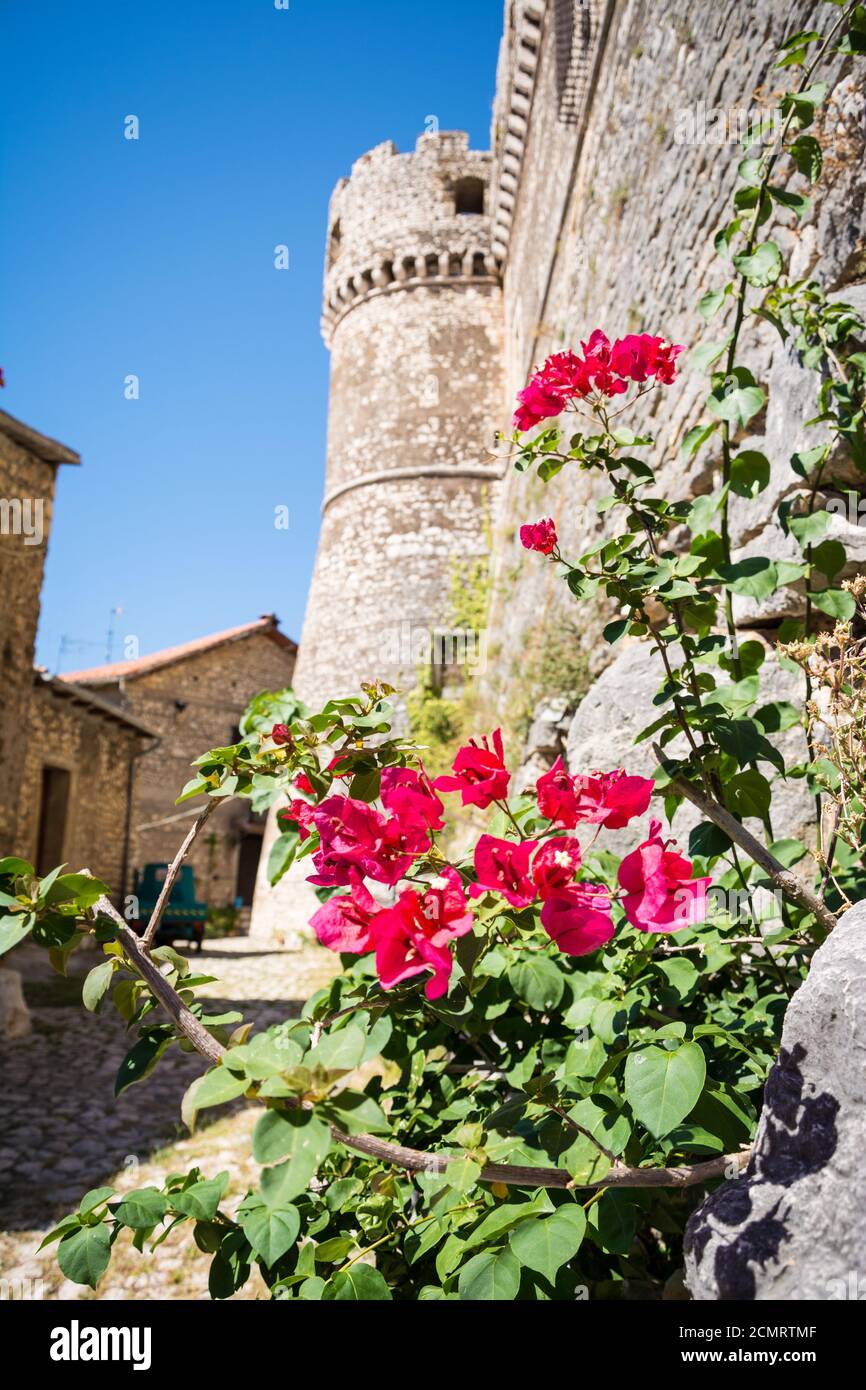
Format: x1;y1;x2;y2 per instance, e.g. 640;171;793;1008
37;766;71;875
235;833;262;907
454;176;485;215
472;251;488;277
327;218;342;270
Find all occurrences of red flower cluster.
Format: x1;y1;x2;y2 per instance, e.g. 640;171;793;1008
513;330;685;431
297;732;710;1002
520;518;558;555
310;867;472;1000
537;760;654;831
469;832;613;955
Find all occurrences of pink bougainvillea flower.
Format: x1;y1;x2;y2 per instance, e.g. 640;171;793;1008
571;769;655;830
307;795;423;888
618;818;712;934
610;333;684;386
541;883;615;956
469;834;538;908
270;724;294;747
531;836;583;899
277;799;316;841
294;771;315;796
380;766;445;834
434;729;511;809
535;757;581;829
520;518;558;555
310;873;380;955
581;329;628;396
536;350;594;401
513;378;565;432
373;868;473;1000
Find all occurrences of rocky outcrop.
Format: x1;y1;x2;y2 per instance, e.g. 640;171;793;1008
564;636;813;855
685;900;866;1301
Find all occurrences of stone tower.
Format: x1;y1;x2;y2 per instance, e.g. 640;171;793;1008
291;129;504;707
250;130;504;941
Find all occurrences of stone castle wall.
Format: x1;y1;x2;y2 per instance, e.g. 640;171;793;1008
483;0;866;846
292;130;504;708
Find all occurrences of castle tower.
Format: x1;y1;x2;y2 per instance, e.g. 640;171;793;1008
250;130;504;941
292;129;504;707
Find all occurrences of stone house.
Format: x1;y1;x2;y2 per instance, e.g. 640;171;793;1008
0;408;155;889
62;616;297;914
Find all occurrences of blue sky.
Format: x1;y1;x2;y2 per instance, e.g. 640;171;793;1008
0;0;503;672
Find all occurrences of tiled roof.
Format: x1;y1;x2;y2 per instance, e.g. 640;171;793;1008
59;615;296;686
0;408;80;465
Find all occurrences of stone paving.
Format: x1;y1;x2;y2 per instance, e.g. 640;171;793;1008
0;936;339;1300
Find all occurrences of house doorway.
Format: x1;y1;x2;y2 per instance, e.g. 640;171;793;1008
235;832;262;907
36;766;71;874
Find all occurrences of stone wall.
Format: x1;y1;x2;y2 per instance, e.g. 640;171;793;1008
15;680;146;892
0;427;60;851
483;0;866;838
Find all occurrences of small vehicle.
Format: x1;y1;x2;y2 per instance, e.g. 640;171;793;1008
133;863;208;952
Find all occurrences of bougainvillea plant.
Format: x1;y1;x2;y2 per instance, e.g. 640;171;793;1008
1;3;865;1301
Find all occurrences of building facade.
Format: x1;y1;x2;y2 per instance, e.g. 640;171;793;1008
0;410;155;891
63;617;297;913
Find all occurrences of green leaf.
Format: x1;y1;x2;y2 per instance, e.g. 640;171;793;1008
307;1023;366;1074
182;1065;250;1131
623;1042;707;1138
252;1110;331;1197
82;960;115;1013
691;340;730;373
509;1205;586;1282
446;1156;482;1193
458;1247;521;1301
681;421;719;458
321;1088;390;1135
707;384;765;429
0;913;35;957
237;1197;300;1266
656;957;700;1001
56;1223;111;1289
788;510;831;548
171;1173;229;1222
810;539;846;580
729;450;770;498
809;588;856;619
267;829;300;887
511;956;565;1011
464;1194;553;1250
698;288;728;321
79;1186;116;1216
733;242;782;287
322;1265;393;1300
113;1187;168;1229
789;136;822;184
115;1029;173;1095
717;557;778;600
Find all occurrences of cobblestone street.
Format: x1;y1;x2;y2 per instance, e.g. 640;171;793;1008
0;937;339;1300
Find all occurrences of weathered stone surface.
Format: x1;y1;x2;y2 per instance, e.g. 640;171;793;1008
565;636;813;853
685;899;866;1301
0;968;31;1040
514;694;573;793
